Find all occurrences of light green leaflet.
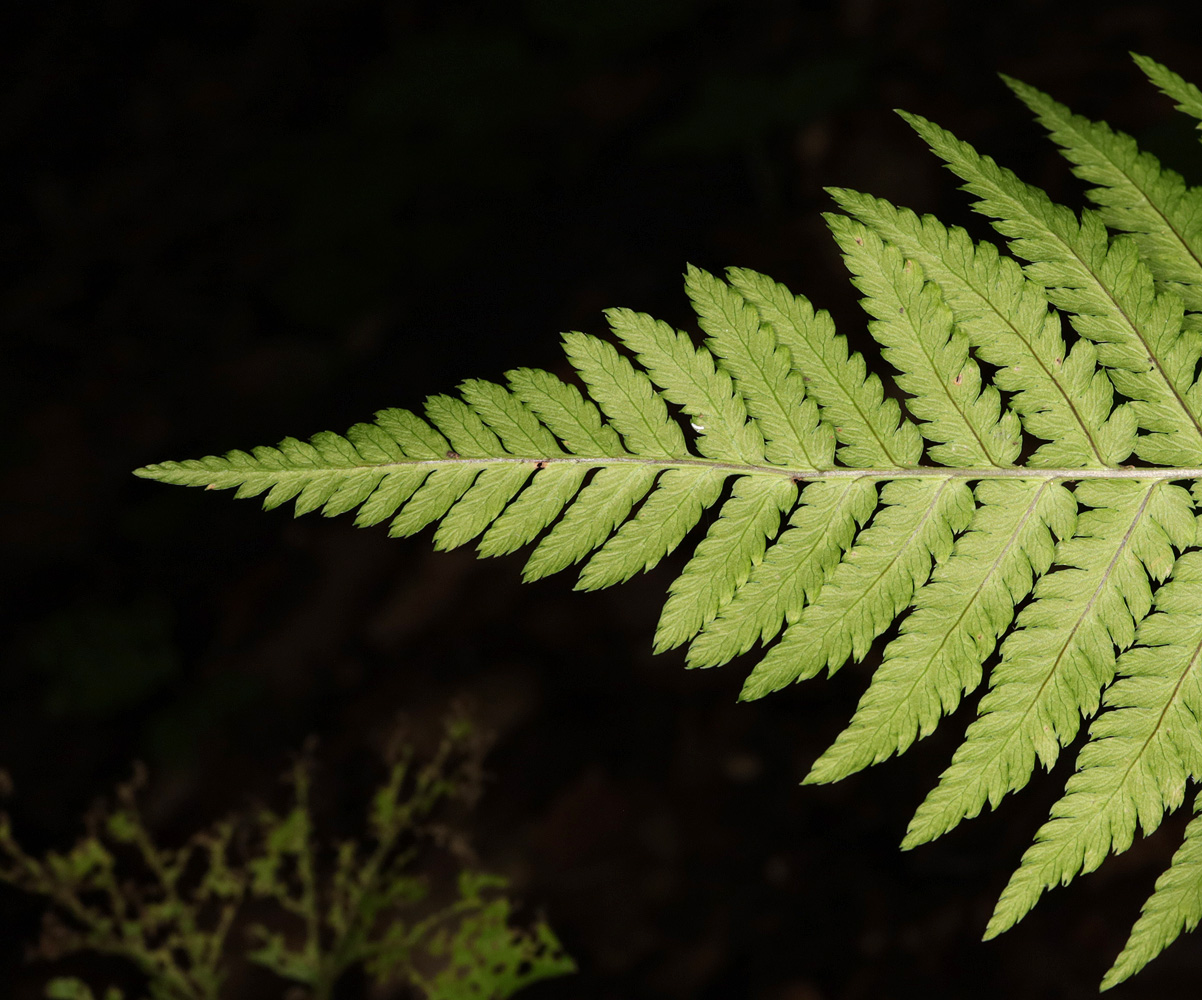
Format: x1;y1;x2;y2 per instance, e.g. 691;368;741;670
137;55;1202;991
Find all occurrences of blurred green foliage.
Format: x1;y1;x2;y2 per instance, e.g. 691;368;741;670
0;718;573;1000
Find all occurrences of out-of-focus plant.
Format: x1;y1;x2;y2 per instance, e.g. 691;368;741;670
0;717;574;1000
0;764;239;1000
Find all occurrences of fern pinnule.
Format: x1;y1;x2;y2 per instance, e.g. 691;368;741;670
654;474;797;654
682;477;876;668
684;265;833;470
902;108;1202;466
723;266;922;469
826;214;1022;468
827;186;1136;469
1003;74;1202;311
988;540;1202;939
1104;791;1202;988
806;477;1075;784
1134;52;1202;131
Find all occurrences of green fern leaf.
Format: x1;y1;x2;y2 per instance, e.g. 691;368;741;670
807;478;1075;784
826;215;1022;467
522;467;657;583
684;265;834;470
685;477;877;667
433;466;534;552
136;55;1202;989
724;267;923;468
389;466;479;541
654;475;797;653
1004;73;1202;312
377;407;451;456
1134;53;1202;129
604;305;765;464
354;468;428;528
458;379;566;456
901;108;1202;466
575;467;726;591
561;332;687;457
828;186;1137;468
477;464;587;559
1103;792;1202;990
905;479;1196;849
504;367;626;456
740;478;974;700
987;544;1202;938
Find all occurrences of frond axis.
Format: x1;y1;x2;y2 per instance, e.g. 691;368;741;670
136;455;1202;486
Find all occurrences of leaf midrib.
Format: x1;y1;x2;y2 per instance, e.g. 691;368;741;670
158;455;1202;486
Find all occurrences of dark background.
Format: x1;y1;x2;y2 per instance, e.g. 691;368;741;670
5;1;1202;997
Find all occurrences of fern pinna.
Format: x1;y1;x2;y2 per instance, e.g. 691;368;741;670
138;54;1202;990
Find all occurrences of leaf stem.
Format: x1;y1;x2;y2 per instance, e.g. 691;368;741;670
270;454;1202;482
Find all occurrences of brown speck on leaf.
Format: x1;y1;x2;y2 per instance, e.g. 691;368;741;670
903;259;913;273
534;460;547;470
446;450;459;459
854;235;864;245
1054;358;1062;367
953;373;963;385
204;483;218;490
898;306;905;315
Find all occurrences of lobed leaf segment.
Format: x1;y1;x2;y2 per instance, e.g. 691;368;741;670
138;54;1202;990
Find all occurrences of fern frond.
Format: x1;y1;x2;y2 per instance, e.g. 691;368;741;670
137;56;1202;989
